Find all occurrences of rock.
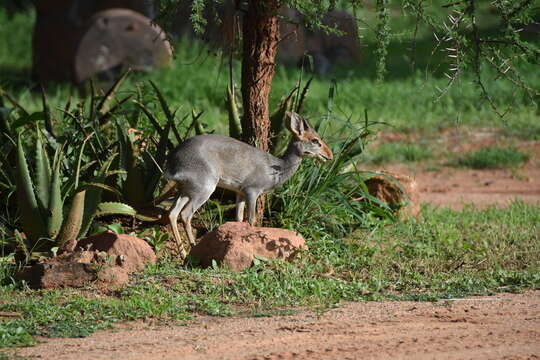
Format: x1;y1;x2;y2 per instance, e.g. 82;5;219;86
16;262;128;289
189;222;307;272
363;172;420;219
77;231;157;273
15;231;154;289
75;9;172;83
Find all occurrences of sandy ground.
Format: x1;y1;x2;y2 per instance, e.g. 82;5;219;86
373;132;540;210
15;291;540;360
11;132;540;360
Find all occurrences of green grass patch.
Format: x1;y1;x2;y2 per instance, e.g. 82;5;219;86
366;142;434;164
453;146;529;169
1;202;538;347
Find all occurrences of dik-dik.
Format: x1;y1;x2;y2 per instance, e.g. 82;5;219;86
164;111;333;246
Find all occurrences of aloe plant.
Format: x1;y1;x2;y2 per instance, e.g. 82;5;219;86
11;125;138;256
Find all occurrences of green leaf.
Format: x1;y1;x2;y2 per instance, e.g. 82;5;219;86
34;126;51;211
47;149;64;240
97;69;130;116
40;85;56;137
79;154;117;237
149;80;174;122
15;132;47;245
56;190;86;249
95;202;137;218
11;112;45;129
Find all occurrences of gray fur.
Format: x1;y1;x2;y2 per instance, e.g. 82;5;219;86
164;112;333;248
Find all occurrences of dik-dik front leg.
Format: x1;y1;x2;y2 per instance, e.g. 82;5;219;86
245;190;261;226
235;193;246;222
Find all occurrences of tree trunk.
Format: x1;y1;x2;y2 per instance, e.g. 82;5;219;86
240;0;279;151
240;0;280;224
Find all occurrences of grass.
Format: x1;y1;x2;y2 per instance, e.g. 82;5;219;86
453;146;530;169
365;142;434;164
1;202;539;347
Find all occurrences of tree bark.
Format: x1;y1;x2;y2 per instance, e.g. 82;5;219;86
240;0;280;224
240;0;280;151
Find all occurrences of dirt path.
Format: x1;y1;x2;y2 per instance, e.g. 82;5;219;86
385;163;540;210
372;135;540;210
16;291;540;360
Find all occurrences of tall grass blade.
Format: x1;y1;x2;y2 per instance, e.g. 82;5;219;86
295;77;313;114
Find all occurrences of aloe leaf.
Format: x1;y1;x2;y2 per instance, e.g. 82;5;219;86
56;189;86;250
96;69;130;116
149;80;174;122
135;212;162;222
74;132;94;189
125;160;147;205
40;85;56;138
226;82;242;139
132;99;164;133
11;112;45;129
98;94;133;126
62;95;72;121
0;86;29;117
15;132;47;244
192;109;206;135
47;149;64;240
0;96;12;136
78;182;122;197
34;126;51;211
167;110;185;145
95;202;137;217
79;154;117;237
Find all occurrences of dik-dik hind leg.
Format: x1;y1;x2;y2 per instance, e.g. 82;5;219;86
180;183;216;245
235;193;245;222
169;194;190;256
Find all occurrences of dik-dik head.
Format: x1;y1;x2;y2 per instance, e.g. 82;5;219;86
286;111;333;161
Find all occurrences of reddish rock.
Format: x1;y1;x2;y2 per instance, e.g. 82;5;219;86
363;172;420;219
189;222;307;272
77;231;157;272
16;231;154;289
16;262;128;289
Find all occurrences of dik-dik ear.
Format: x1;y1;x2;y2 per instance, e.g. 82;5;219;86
285;111;309;139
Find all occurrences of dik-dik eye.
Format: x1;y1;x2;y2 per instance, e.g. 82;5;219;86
311;138;321;146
